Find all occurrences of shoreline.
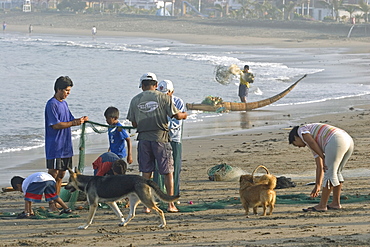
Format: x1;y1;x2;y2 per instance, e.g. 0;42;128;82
1;12;370;51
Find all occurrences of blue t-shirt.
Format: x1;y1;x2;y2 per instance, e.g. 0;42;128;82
108;122;129;158
45;97;74;159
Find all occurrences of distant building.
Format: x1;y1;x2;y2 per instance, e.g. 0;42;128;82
85;0;159;10
23;0;31;12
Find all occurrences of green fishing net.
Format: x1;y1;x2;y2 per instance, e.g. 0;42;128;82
155;194;370;213
201;96;223;106
0;207;80;219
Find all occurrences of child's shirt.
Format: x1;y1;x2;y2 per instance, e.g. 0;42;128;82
92;152;120;176
108;122;129;158
22;172;55;195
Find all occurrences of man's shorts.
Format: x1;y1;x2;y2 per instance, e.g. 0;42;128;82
46;157;72;171
138;140;174;175
238;84;249;97
24;180;58;202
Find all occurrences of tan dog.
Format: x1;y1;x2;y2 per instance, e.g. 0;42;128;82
239;172;277;216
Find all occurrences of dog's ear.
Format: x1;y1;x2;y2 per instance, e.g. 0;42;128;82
74;167;81;174
67;167;74;174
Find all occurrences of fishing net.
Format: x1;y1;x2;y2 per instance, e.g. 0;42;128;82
2;193;369;217
0;207;80;219
207;164;245;181
154;193;370;213
214;64;240;85
201;96;223;106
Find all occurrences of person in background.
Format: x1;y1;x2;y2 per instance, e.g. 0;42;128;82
238;65;255;103
91;26;97;36
29;24;33;34
45;76;88;211
154;79;185;196
11;172;72;218
289;123;354;212
127;72;187;213
3;21;6;32
104;106;133;165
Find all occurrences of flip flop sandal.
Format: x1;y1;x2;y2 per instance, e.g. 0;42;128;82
302;207;326;212
327;205;341;210
16;212;31;219
59;208;72;215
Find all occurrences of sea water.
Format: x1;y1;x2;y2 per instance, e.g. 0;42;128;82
1;31;370;185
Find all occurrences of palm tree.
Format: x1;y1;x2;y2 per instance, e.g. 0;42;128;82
332;0;344;22
214;3;224;17
236;0;254;19
341;4;359;22
358;0;370;22
284;1;297;20
317;0;334;19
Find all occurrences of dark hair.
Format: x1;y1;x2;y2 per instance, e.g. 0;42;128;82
104;106;119;119
141;79;157;88
288;126;299;144
11;176;25;190
54;76;73;93
244;65;249;70
112;159;127;175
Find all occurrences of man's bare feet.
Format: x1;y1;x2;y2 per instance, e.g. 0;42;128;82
167;202;179;213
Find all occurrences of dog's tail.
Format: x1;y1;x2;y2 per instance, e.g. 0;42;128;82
267;175;277;190
147;180;180;202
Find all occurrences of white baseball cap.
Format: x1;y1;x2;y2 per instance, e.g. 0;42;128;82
139;72;157;88
157;80;174;93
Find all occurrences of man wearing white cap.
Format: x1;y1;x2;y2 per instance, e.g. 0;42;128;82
127;73;187;213
154;80;185;197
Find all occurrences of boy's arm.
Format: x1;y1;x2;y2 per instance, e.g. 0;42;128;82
125;137;133;164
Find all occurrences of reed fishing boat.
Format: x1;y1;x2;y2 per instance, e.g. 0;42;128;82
186;75;306;112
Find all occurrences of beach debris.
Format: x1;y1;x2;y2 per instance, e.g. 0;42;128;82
275;176;296;189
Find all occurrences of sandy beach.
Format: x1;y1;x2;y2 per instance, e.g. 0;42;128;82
1;12;370;246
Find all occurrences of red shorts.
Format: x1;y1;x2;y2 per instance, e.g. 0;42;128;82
24;180;58;203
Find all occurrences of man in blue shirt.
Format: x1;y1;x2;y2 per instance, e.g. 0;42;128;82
45;76;88;211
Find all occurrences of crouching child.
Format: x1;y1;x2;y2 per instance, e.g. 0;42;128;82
11;172;72;218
